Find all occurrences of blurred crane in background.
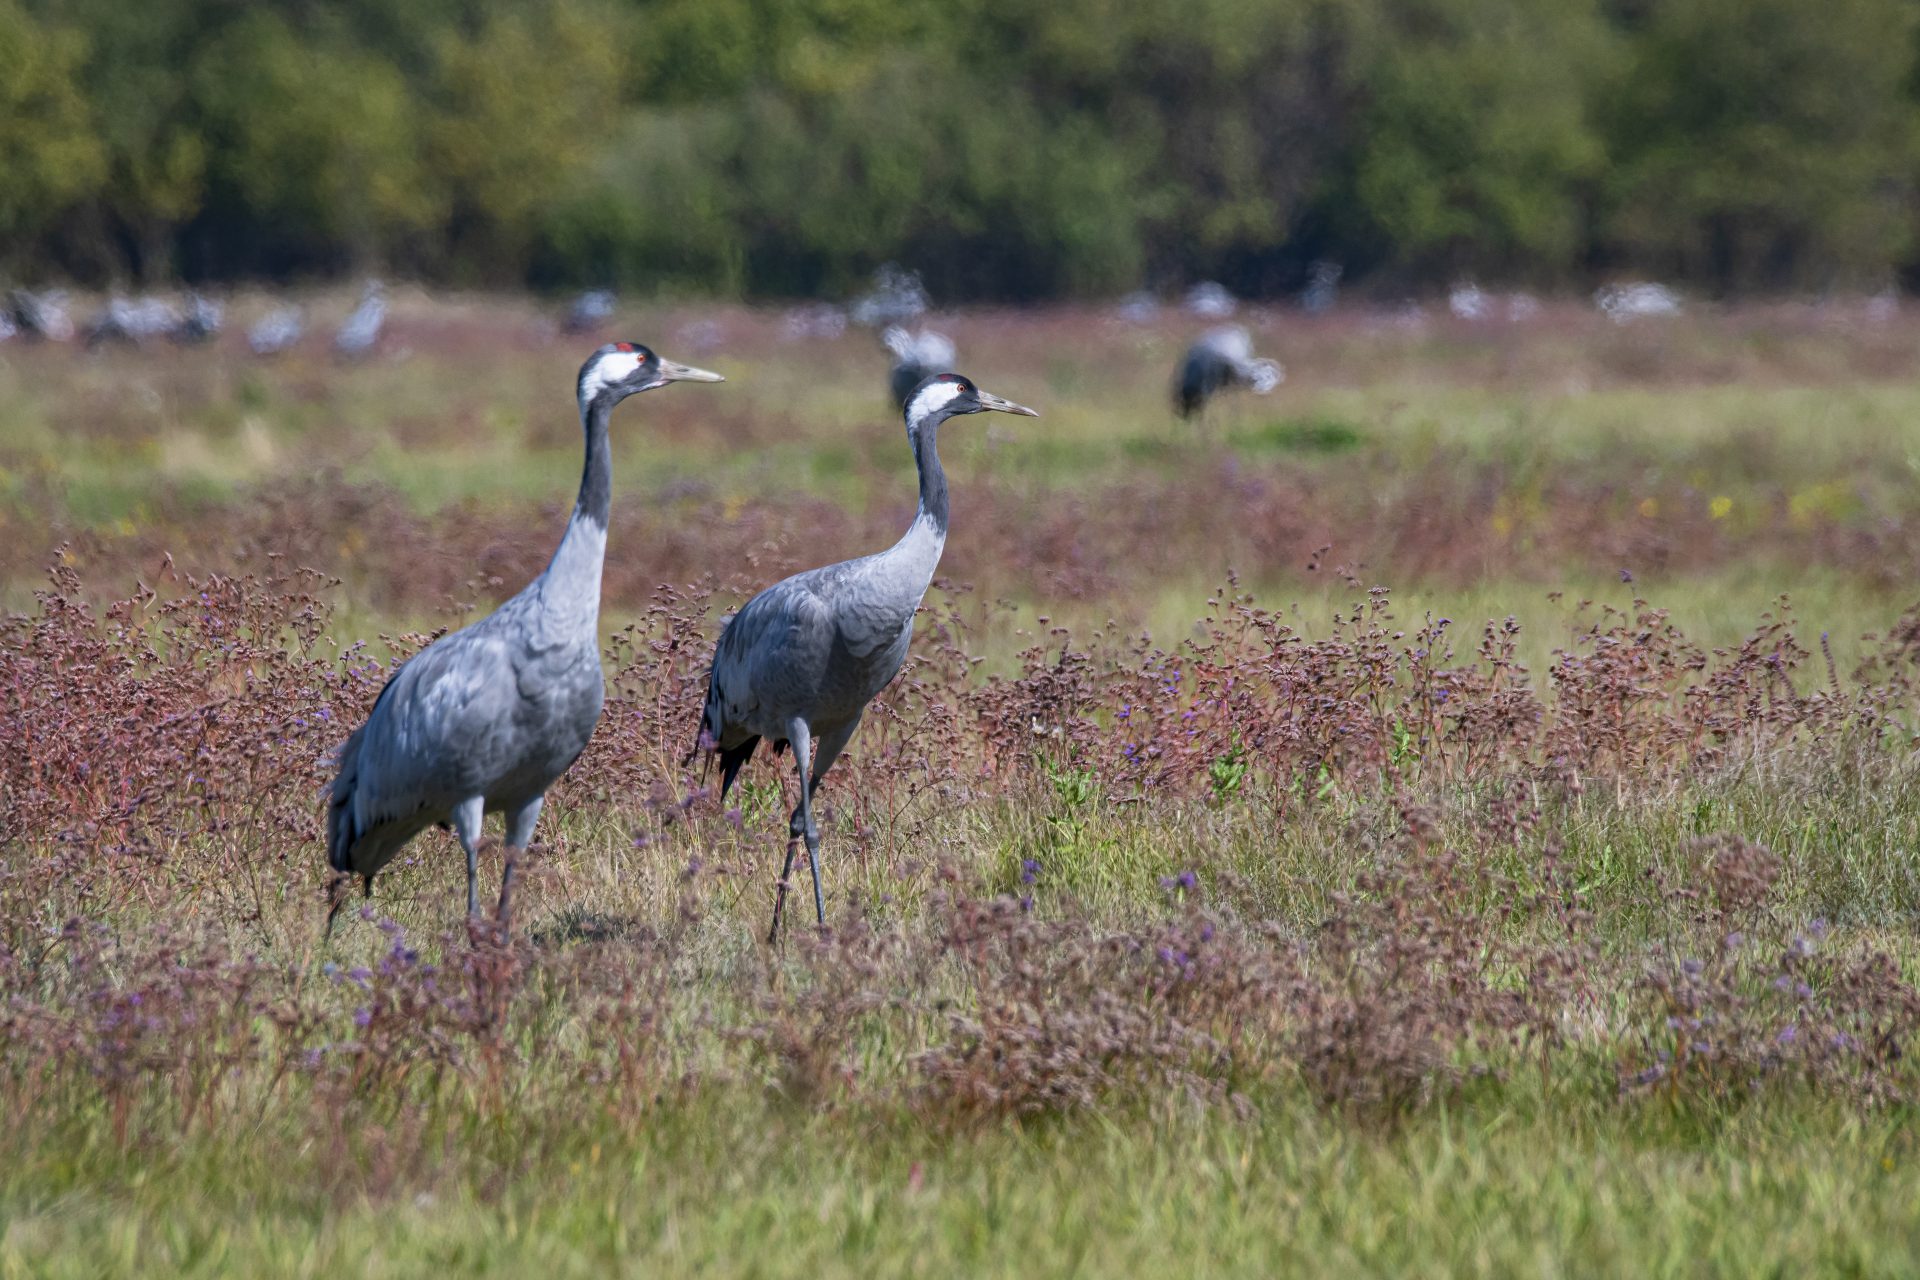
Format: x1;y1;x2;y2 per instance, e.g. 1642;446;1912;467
882;326;956;409
1173;325;1282;419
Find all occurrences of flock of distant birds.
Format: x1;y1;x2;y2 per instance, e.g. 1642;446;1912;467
7;262;1714;939
1;279;388;359
1;267;1293;418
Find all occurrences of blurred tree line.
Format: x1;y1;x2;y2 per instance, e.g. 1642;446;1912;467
2;0;1918;299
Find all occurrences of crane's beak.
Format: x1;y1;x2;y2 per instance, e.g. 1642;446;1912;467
654;358;725;386
976;388;1038;417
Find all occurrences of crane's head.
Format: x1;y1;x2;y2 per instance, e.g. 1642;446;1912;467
903;373;1037;429
577;342;724;410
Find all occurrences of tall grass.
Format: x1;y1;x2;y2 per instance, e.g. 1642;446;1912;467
4;300;1920;1273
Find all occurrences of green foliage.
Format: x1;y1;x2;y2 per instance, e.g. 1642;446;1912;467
7;0;1920;293
33;0;217;279
428;1;626;276
541;106;747;292
200;15;440;265
1604;0;1920;290
1348;0;1614;278
1041;753;1101;854
0;0;103;255
1207;743;1247;802
1229;416;1365;455
10;1092;1920;1276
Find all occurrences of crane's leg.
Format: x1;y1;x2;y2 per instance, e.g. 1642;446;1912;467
768;718;817;942
792;720;827;929
808;716;860;799
324;873;350;942
497;795;545;929
450;796;486;917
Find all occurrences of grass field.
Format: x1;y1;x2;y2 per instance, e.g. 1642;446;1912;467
5;293;1920;1275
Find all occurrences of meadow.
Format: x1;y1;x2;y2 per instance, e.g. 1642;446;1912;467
5;292;1920;1275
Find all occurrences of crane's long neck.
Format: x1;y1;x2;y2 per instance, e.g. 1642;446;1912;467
914;416;948;536
534;395;614;632
887;414;949;587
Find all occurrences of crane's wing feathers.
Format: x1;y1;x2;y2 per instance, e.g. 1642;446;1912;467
328;627;522;873
706;579;833;729
692;551;923;787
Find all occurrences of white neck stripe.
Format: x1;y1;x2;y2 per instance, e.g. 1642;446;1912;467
580;351;642;403
906;379;964;424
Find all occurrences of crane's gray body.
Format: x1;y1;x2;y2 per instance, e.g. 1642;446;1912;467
8;289;73;342
334;281;387;358
691;374;1034;936
326;518;609;889
326;343;721;923
701;512;942;763
249;305;303;355
174;293;222;345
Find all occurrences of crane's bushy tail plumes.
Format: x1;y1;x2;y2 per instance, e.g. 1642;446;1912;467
719;738;760;799
686;676;760;800
325;726;369;876
323;726;375;941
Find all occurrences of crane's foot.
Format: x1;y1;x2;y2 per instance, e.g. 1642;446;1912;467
466;913;511;950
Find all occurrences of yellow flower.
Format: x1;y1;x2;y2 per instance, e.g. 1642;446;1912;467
1637;497;1659;518
1709;495;1732;520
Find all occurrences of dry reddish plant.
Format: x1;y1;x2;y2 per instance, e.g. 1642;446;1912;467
2;556;1919;1171
1625;927;1920;1108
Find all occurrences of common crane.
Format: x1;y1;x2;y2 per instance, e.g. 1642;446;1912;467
7;289;73;342
1173;325;1283;418
334;280;386;358
248;305;304;356
326;342;724;932
563;290;616;335
1185;281;1237;319
86;296;180;348
1301;260;1342;314
690;373;1037;940
173;293;223;345
882;326;956;410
